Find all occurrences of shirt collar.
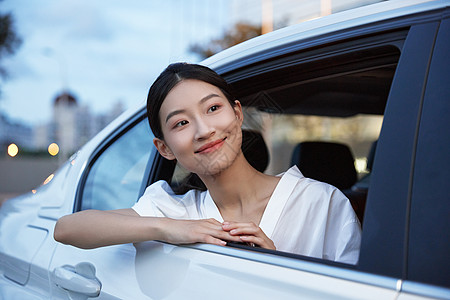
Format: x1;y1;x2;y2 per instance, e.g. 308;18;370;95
203;166;303;238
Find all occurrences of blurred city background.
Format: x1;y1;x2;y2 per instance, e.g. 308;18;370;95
0;0;384;204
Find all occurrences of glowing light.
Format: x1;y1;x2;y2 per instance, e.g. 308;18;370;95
354;158;368;173
32;189;37;194
43;173;54;185
7;143;19;157
48;143;59;156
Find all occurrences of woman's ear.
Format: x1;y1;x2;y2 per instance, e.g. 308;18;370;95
153;138;176;160
233;100;244;125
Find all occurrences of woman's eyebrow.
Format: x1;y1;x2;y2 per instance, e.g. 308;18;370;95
165;93;221;123
165;109;185;123
199;93;220;104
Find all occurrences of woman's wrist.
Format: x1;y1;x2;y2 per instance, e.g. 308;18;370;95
146;217;171;242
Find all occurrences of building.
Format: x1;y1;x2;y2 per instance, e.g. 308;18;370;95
32;91;124;159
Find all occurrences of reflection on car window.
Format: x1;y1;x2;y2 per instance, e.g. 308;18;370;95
82;119;154;210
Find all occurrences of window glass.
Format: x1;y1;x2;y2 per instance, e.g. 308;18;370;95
261;113;382;177
82;118;154;210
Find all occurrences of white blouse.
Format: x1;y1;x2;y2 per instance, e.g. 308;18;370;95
132;166;362;264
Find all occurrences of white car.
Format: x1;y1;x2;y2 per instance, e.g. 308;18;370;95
1;0;449;299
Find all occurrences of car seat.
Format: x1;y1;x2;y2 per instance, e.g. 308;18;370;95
290;141;366;224
242;129;270;173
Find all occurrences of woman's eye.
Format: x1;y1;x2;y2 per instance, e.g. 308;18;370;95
208;105;221;113
175;120;188;128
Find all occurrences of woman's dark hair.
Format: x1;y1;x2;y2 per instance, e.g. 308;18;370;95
146;62;236;194
147;62;236;139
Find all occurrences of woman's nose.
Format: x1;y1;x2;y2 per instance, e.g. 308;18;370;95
194;116;215;140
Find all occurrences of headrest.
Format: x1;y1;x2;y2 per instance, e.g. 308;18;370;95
242;130;269;173
291;141;357;190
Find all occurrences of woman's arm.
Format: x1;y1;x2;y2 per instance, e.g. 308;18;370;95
54;209;241;249
54;209;164;249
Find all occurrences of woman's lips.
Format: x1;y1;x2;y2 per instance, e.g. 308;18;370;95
195;138;226;154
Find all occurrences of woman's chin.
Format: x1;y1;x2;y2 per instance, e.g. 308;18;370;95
197;151;243;177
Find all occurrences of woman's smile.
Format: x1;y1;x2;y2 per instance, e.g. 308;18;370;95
195;138;227;154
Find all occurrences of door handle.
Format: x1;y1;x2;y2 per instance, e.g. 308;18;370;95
53;262;101;297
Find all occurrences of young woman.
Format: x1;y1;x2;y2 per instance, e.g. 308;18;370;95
54;63;361;264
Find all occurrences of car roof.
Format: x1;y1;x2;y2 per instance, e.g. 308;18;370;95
203;0;449;73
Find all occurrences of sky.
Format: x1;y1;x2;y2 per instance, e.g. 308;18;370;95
0;0;231;126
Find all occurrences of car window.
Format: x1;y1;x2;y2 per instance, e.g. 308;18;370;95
81;118;154;210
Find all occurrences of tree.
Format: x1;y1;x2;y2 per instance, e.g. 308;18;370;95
189;22;262;60
0;9;21;91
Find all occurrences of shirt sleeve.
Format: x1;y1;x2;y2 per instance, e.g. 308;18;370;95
335;219;362;264
132;180;201;219
325;189;362;264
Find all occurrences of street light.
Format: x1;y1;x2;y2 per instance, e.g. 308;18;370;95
7;143;18;157
48;143;59;156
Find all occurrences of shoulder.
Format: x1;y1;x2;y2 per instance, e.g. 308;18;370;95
285;166;345;199
283;166;354;216
132;180;206;217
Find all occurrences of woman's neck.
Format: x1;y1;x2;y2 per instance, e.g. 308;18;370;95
199;152;280;224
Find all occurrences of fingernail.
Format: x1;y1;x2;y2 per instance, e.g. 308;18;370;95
230;229;237;234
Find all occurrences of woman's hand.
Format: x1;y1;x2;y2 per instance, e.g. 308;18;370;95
221;221;276;250
161;218;242;247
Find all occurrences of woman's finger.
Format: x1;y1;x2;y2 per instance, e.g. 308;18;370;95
240;235;276;250
223;221;258;231
204;235;227;246
223;223;261;236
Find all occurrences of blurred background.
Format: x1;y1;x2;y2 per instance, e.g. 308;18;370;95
0;0;384;204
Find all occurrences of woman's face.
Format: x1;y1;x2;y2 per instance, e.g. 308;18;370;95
154;79;243;176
